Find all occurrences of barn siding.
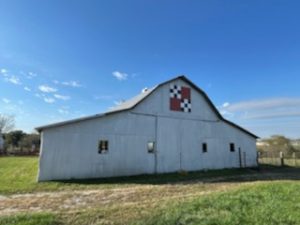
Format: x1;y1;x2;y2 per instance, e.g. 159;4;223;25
38;112;157;181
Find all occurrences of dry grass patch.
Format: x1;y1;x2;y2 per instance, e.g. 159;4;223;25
0;182;243;217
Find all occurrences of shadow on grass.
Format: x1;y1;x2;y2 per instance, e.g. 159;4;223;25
52;166;300;186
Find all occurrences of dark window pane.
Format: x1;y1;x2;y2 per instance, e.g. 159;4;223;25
230;143;235;152
202;143;207;153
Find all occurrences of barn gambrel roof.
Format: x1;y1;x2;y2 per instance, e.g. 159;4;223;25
36;76;258;139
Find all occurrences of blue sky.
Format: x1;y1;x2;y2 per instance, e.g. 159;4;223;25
0;0;300;138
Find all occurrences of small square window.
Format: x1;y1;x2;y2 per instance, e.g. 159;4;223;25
202;143;207;153
230;143;235;152
148;141;155;153
98;140;109;154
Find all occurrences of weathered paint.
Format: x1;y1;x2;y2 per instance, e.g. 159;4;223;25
38;78;257;181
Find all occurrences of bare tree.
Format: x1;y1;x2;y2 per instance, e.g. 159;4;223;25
261;135;296;155
0;114;15;133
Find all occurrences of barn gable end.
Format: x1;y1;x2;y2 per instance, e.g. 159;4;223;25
132;77;219;122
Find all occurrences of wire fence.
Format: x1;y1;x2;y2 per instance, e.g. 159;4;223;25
258;151;300;167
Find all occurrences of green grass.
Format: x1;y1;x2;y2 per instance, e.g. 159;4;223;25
0;213;60;225
1;182;299;225
0;157;62;194
0;156;251;195
1;157;300;225
135;182;300;225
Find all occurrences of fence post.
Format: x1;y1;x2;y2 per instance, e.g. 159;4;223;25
280;151;284;167
293;152;296;167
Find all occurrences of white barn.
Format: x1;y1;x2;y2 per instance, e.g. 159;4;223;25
36;76;258;181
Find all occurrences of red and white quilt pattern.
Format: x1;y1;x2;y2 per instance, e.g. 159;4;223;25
170;84;191;113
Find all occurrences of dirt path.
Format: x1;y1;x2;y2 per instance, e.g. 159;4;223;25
0;169;299;216
0;184;233;216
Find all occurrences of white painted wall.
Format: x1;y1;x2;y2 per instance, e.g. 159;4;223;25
38;78;257;181
155;117;257;173
38;112;156;181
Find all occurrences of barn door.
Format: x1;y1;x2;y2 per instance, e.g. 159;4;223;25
239;148;247;168
156;117;181;173
180;120;202;172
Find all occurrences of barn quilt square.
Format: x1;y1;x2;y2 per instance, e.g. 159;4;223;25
170;84;192;113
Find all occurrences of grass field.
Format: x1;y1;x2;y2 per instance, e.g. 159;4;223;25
137;182;300;225
0;157;300;225
0;156;249;195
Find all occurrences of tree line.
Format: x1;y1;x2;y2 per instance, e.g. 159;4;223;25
0;114;40;155
257;135;300;157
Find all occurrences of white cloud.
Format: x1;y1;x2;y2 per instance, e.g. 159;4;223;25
53;80;82;87
54;94;70;100
112;71;128;81
222;102;230;108
62;81;82;87
43;97;55;104
38;85;57;93
223;98;300;112
2;98;10;104
1;69;7;74
24;86;31;92
25;72;37;79
220;110;234;117
219;98;300;121
114;100;125;106
5;75;21;85
244;111;300;120
58;108;69;115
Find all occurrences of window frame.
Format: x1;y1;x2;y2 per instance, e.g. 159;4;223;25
98;140;109;154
